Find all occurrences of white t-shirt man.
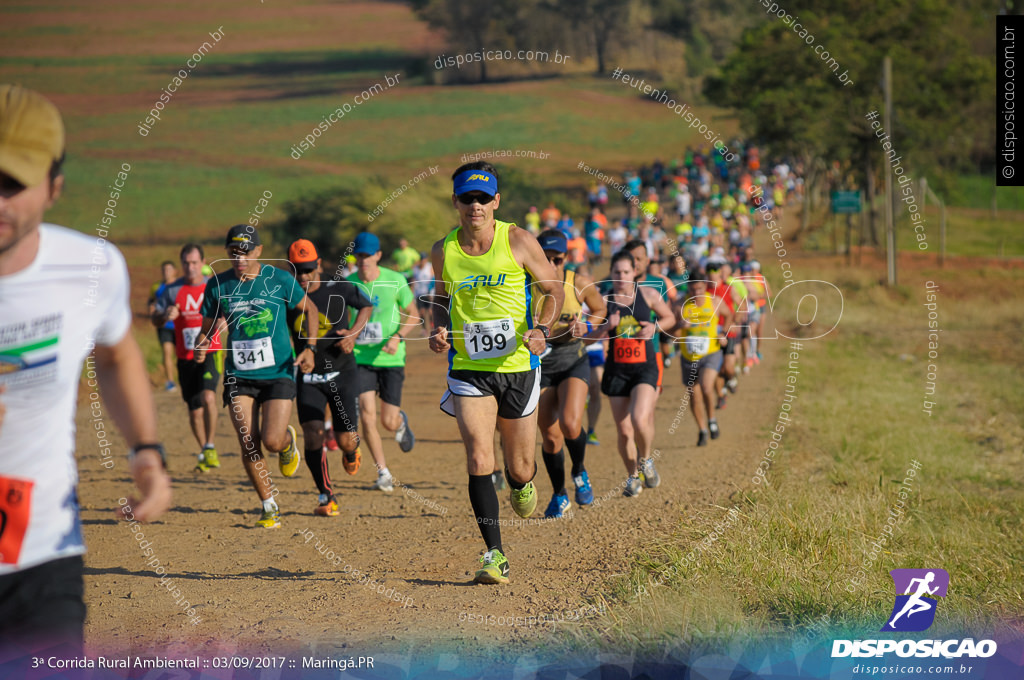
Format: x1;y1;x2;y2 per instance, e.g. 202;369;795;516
676;188;691;217
0;224;131;575
607;225;628;255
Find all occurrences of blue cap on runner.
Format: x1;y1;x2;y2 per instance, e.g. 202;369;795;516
537;231;567;253
353;232;380;255
453;169;497;196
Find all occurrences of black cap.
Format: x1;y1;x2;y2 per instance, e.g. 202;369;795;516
225;224;261;251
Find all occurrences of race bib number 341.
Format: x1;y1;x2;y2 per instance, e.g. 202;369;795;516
232;337;275;371
463;318;516;360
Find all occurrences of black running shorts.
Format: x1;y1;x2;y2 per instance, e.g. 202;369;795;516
297;371;359;433
178;356;220;410
223;375;295;407
600;364;660;398
441;367;541;419
0;556;85;651
540;342;590;389
356;365;405;407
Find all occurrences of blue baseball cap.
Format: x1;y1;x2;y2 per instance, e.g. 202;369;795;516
537;231;567;254
353;232;380;255
453;169;497;196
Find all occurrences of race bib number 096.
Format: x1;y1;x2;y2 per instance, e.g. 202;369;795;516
613;338;647;364
464;319;516;360
232;337;275;371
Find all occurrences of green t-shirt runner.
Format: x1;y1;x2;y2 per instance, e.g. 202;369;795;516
346;266;414;367
392;246;420;278
201;264;306;381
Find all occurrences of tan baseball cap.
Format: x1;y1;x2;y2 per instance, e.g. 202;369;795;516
0;84;65;188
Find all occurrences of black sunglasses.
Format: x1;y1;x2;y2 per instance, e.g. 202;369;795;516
548;256;565;266
457;192;495;205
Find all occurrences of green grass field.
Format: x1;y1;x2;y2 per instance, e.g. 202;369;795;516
571;264;1024;653
6;1;1023;654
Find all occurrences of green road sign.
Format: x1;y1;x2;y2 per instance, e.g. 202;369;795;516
832;191;862;214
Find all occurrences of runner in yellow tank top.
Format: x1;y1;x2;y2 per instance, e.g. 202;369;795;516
675;271;732;447
429;162;563;585
530;230;606;519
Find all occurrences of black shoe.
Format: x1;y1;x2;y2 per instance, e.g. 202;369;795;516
697;430;709;446
709;420;720;439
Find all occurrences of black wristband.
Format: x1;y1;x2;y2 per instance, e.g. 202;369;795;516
536;324;551;338
130;443;167;469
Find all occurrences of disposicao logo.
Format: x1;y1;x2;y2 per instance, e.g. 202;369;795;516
883;568;948;632
831;568;997;659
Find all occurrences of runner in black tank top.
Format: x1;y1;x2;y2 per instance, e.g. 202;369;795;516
533;231;607;518
597;251;677;497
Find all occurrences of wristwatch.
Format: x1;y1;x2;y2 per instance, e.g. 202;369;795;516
130;443;167;469
536;324;551;339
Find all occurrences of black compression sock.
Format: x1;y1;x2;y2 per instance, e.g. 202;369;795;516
541;449;566;495
468;474;502;552
566;430;588;478
305;446;331;496
504;462;537;491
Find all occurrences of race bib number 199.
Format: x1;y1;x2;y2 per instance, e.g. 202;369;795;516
463;318;516;360
232;337;275;371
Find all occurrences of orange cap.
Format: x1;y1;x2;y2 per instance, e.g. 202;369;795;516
288;238;318;265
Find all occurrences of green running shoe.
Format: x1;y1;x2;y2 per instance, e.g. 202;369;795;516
509;480;537;518
473;549;510;584
279;425;301;477
256;506;281;529
201;446;220;469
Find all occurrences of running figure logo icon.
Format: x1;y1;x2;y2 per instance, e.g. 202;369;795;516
882;568;949;632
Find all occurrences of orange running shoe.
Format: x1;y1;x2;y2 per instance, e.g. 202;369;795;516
342;447;361;475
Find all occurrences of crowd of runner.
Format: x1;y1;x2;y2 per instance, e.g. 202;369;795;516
0;84;805;654
141;145;802;580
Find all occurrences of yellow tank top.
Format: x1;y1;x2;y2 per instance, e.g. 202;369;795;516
532;270;582;345
443;220;537;373
680;295;720;361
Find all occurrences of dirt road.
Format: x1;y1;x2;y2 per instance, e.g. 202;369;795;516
77;299;785;662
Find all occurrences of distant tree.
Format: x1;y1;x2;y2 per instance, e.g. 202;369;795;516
542;0;635;74
646;0;755;76
706;0;991;242
414;0;524;82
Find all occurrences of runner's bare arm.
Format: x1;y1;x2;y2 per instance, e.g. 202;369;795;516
428;238;450;353
396;298;421;340
717;300;735;343
642;287;677;338
193;315;218;362
575;271;607;336
295;294;320;372
338;305;373;354
92;331;172;523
